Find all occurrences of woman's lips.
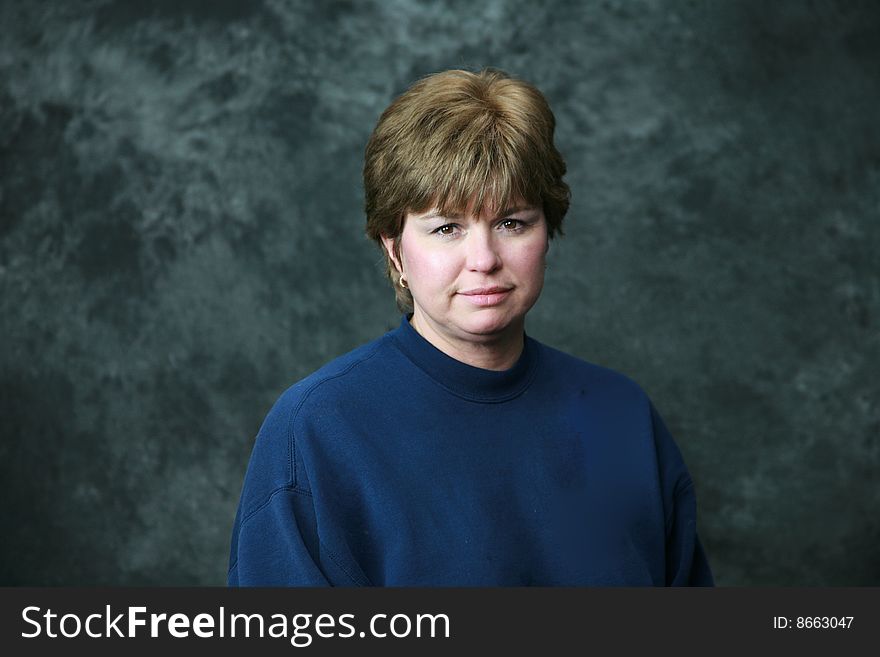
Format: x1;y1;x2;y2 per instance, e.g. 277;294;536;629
458;287;513;307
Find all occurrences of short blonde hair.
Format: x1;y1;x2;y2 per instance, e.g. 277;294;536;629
364;67;570;312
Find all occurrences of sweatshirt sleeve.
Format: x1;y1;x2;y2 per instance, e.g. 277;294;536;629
649;401;715;587
227;387;365;587
228;486;332;586
666;478;714;586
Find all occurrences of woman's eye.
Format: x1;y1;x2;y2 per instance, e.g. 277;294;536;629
435;224;457;236
500;219;523;231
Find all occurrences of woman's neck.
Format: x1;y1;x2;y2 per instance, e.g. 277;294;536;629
409;312;524;371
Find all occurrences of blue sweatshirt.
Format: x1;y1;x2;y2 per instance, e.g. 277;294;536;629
228;315;713;586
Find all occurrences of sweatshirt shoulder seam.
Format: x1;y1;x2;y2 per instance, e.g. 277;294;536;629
229;484;370;586
228;483;313;576
666;476;695;535
285;339;385;488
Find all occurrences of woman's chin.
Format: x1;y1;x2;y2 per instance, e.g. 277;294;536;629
457;309;522;338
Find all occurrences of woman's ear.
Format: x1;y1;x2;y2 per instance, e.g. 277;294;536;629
380;234;403;273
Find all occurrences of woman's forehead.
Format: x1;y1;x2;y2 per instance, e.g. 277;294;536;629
413;193;537;220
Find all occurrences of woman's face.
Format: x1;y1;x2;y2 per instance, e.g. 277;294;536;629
383;199;549;347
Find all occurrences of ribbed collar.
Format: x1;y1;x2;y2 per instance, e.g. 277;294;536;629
388;314;540;403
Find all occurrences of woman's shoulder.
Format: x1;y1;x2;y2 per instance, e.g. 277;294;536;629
242;332;394;492
273;332;393;413
533;339;650;404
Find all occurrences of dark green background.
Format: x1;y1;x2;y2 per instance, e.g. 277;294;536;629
1;0;877;585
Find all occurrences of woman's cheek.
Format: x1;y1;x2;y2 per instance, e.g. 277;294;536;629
412;251;458;289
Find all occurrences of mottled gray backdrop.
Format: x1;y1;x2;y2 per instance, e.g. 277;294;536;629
1;0;878;585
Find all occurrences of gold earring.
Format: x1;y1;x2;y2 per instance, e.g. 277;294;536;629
399;274;408;290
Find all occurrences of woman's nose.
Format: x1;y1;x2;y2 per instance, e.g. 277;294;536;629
465;228;502;273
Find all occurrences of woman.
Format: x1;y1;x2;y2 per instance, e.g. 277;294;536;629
228;68;713;586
